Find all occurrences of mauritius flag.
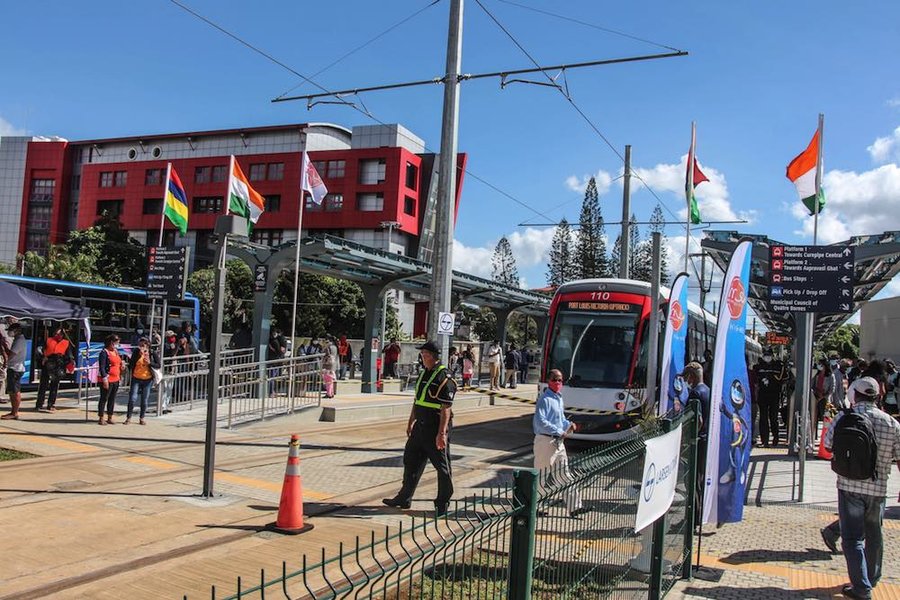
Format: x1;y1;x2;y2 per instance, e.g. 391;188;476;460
787;129;826;215
164;164;188;235
227;156;265;234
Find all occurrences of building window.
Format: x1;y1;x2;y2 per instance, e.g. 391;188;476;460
264;194;281;212
71;174;81;191
405;162;418;190
312;161;327;177
97;200;124;218
404;196;416;216
99;171;114;188
267;163;284;181
30;179;56;204
249;163;266;181
193;196;223;213
143;198;163;215
357;192;384;212
195;166;210;184
211;165;227;182
326;160;347;179
161;230;176;247
196;230;215;252
114;171;127;187
358;158;386;185
25;232;49;254
26;204;52;231
324;193;343;212
305;196;323;211
145;168;162;186
251;229;284;246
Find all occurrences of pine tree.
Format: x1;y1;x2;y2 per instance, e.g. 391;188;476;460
574;177;610;279
609;234;621;278
631;215;653;283
649;204;670;285
547;218;574;287
492;236;520;287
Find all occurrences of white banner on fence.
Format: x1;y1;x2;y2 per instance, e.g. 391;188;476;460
635;424;683;533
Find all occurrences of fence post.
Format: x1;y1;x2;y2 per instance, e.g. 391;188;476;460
649;417;673;600
507;468;538;600
681;400;700;580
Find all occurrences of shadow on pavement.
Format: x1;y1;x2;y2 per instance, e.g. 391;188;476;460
679;584;841;599
0;487;198;498
720;548;833;565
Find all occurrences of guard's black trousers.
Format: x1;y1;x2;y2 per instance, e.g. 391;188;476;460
758;395;780;446
397;419;453;509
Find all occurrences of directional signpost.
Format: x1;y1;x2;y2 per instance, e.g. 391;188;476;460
767;244;854;313
147;246;190;301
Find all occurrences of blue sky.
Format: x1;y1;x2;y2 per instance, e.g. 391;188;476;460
3;1;900;321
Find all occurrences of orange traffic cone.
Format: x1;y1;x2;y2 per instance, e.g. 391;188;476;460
271;434;314;534
817;416;833;460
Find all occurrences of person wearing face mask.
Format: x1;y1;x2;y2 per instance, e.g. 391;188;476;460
753;348;786;447
126;337;159;425
97;334;123;425
36;326;75;413
531;368;589;518
683;361;710;524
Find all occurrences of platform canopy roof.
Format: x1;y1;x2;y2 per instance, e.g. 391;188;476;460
701;230;900;341
237;234;551;317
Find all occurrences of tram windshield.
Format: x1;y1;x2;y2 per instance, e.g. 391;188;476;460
546;309;640;387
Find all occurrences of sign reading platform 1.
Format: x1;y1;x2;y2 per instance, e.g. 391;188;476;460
147;246;190;301
768;245;854;313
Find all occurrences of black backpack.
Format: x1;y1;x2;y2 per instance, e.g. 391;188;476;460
830;408;878;481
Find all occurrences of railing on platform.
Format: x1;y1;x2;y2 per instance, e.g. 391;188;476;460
223;354;322;427
185;403;699;600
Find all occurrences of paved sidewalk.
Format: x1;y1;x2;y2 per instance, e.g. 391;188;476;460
671;448;900;600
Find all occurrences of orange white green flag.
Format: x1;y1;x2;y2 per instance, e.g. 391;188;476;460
786;129;826;215
227;156;265;233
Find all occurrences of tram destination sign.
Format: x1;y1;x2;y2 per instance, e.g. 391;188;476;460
767;244;854;313
147;246;190;301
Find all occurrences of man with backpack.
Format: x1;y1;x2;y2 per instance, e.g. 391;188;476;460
824;376;900;600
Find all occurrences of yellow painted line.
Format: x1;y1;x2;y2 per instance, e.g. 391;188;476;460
124;456;178;470
14;434;101;454
819;512;900;530
699;553;900;599
216;472;330;501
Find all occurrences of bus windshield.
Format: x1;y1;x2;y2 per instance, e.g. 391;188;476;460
547;310;640;387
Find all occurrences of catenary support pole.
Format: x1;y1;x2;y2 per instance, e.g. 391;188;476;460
202;232;227;497
646;232;662;406
428;0;463;363
620;145;632;279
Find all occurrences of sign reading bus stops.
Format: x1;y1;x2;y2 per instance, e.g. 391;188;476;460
767;245;854;313
437;311;455;336
147;246;190;301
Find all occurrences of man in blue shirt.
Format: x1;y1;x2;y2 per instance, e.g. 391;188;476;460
533;369;589;518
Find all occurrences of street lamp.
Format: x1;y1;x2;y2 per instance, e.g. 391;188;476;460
379;221;401;350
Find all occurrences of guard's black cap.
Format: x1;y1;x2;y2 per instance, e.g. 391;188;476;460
416;340;440;355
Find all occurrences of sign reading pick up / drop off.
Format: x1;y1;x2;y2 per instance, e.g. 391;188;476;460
768;245;855;313
635;424;682;533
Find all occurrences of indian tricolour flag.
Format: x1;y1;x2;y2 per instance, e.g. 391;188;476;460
786;129;826;215
227;156;265;233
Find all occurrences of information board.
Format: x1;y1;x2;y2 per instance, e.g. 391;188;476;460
147;246;189;301
767;245;854;313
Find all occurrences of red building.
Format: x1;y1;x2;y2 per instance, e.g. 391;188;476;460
3;123;465;270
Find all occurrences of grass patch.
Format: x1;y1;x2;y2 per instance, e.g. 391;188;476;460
0;447;37;461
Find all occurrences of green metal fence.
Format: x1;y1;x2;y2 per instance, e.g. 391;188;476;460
186;403;698;600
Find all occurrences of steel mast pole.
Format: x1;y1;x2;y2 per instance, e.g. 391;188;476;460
619;145;632;279
428;0;464;362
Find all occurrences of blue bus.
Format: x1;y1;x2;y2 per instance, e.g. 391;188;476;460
0;275;200;385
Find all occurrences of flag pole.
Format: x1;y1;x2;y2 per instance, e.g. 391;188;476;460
813;114;824;245
288;151;309;402
149;163;173;344
685;122;696;273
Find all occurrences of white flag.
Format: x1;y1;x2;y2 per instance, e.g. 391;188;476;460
301;151;328;205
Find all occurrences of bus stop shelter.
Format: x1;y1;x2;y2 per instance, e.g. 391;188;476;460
227;234;550;393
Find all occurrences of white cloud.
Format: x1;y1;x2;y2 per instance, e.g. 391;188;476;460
564;170;613;195
867;126;900;163
452;226;556;283
631;155;755;225
0;116;28;137
887;98;900;109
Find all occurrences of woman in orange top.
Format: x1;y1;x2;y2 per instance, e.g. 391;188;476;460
97;334;123;425
126;337;159;425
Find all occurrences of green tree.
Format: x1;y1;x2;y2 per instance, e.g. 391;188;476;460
609;234;622;278
546;218;575;287
186;259;254;334
23;245;104;284
820;324;860;359
272;272;367;339
491;236;519;287
66;213;147;286
574;177;610;279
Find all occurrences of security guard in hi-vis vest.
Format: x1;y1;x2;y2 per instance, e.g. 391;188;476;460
383;340;456;515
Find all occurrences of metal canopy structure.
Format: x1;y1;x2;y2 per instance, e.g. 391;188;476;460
701;230;900;341
227;234;550;394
